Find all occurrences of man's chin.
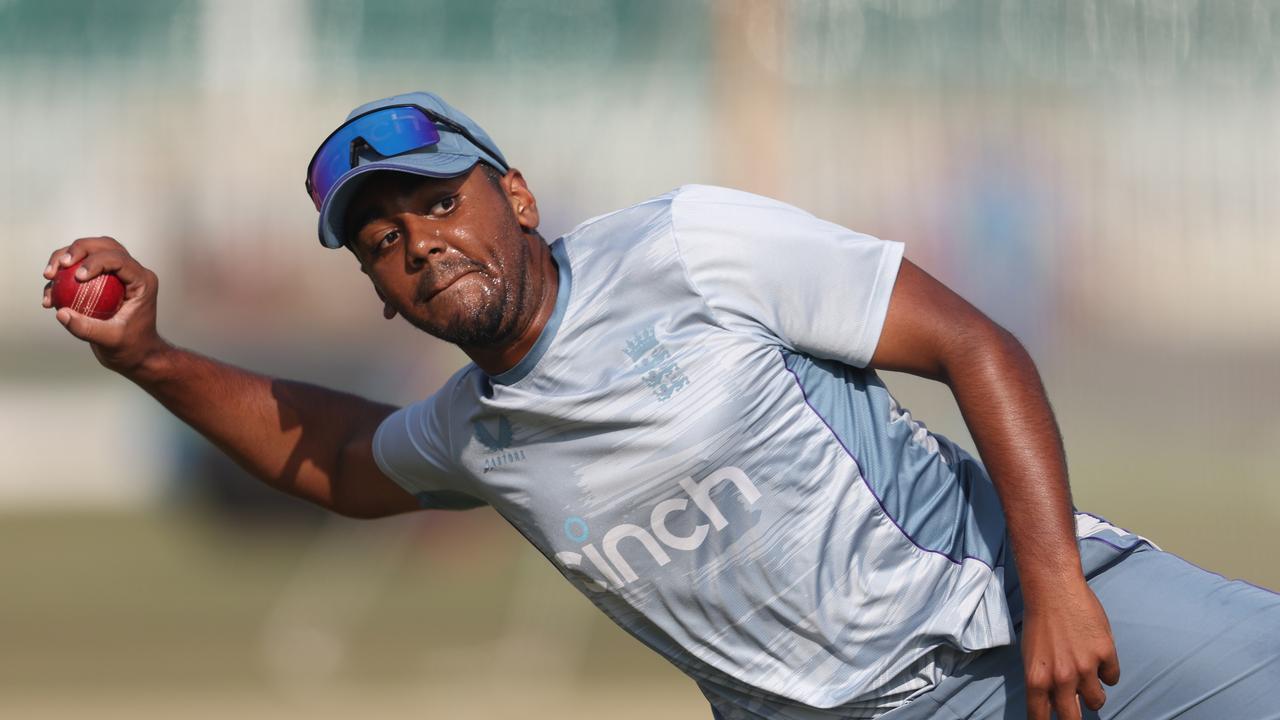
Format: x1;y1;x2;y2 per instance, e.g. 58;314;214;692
404;308;507;348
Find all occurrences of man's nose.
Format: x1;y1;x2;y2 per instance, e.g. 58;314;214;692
403;218;449;268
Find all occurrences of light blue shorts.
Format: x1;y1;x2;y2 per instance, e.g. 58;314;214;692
879;545;1280;719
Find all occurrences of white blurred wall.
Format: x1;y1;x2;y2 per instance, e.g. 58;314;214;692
2;0;1277;514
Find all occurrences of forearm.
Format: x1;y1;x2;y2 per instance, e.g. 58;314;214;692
870;259;1116;718
126;341;395;511
942;327;1082;592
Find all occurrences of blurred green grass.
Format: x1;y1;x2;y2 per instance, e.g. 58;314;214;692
0;508;706;718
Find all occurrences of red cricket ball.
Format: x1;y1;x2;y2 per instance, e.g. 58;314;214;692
51;261;126;320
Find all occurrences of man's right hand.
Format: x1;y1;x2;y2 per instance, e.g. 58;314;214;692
42;236;170;375
40;236;423;519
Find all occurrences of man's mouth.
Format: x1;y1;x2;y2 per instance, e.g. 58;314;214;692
419;268;480;302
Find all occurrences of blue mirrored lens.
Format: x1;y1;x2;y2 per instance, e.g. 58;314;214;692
308;106;442;208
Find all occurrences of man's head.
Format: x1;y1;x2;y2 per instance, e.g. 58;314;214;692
307;91;552;353
344;162;544;347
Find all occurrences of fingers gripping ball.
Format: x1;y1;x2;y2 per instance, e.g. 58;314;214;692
51;261;125;320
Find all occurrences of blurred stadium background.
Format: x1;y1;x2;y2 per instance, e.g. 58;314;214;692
3;0;1279;717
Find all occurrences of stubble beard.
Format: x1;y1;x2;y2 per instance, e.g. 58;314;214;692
407;238;532;348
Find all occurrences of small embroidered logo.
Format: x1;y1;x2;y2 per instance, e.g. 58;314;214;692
623;324;690;402
474;415;526;472
623;326;659;362
474;415;514;451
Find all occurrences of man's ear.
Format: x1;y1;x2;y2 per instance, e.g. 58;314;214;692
502;168;540;232
374;286;397;320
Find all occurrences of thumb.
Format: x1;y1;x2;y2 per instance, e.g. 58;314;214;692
57;307;116;345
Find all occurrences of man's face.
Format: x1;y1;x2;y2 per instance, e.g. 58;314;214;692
344;165;541;347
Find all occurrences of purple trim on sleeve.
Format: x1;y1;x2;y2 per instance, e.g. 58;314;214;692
1079;535;1145;554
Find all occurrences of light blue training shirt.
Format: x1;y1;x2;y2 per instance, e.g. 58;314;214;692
372;185;1143;718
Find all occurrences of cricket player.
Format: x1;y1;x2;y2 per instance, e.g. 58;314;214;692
42;92;1280;719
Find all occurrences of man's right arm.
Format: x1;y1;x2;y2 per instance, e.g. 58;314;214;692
42;236;421;519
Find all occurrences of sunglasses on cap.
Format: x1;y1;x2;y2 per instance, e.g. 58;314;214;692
305;104;509;211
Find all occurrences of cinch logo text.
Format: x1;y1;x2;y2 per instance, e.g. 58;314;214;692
555;466;761;593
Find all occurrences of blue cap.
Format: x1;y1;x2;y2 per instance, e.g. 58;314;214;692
316;91;510;249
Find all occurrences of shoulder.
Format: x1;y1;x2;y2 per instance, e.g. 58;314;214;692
559;188;681;242
669;184;815;220
558;185;802;240
666;185;825;246
372;363;485;491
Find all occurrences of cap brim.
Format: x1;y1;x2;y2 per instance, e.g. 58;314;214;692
317;152;481;249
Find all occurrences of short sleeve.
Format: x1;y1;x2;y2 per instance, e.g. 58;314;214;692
373;388;485;510
670;185;904;367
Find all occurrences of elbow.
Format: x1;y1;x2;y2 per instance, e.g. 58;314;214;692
979;324;1029;363
939;319;1032;384
954;315;1022;352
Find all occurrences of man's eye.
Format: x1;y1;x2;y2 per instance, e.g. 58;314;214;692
375;230;400;252
430;196;457;216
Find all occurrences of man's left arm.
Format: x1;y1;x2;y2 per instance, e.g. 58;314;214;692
868;258;1120;720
